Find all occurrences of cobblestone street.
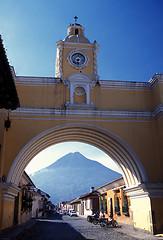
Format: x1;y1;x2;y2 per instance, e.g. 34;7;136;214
62;215;137;240
1;213;161;240
62;215;163;240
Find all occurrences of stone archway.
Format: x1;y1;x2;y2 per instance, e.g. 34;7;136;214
7;123;147;188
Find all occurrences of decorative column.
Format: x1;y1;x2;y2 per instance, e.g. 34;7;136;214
55;41;63;79
70;84;74;104
86;85;90;104
93;41;99;81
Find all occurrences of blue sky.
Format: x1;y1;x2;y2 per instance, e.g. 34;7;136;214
0;0;162;81
25;142;122;175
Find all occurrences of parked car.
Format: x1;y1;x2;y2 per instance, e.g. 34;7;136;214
69;210;77;217
67;209;73;215
66;210;69;215
62;210;67;215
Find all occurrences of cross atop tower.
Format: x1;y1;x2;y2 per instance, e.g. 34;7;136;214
74;16;78;23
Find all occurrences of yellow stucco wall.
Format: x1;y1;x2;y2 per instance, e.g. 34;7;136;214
2;102;162;184
16;82;68;108
152;82;163;106
62;43;94;80
91;85;153;110
150;198;163;233
105;187;132;225
131;197;152;233
0;76;159;234
16;81;156;111
0;199;15;230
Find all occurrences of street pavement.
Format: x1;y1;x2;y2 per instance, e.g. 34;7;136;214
0;213;163;240
62;215;163;240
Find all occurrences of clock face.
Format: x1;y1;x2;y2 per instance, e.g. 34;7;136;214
71;53;85;66
67;49;89;69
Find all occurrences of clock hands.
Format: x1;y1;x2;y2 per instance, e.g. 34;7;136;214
72;53;85;66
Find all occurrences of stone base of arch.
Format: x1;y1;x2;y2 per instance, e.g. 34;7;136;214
126;183;163;234
0;183;20;231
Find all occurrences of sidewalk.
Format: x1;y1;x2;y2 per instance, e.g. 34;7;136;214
0;219;38;240
114;223;163;240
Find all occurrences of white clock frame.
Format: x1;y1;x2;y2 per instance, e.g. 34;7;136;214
67;48;90;69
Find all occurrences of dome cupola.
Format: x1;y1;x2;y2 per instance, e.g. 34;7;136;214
67;23;85;37
64;17;90;43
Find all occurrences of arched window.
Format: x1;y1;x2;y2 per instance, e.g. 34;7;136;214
75;29;78;35
74;87;86;104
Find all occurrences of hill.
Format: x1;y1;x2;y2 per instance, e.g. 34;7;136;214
30;152;121;204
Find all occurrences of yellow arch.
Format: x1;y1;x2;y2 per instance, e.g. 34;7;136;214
7;123;148;187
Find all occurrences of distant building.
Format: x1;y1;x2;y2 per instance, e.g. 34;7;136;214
18;172;35;224
96;177;132;225
70;198;81;215
14;171;51;225
78;189;99;216
70;177;132;225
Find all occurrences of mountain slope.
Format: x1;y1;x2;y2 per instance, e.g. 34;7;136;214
30;152;121;203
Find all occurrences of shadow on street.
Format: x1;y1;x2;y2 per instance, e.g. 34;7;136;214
18;213;88;240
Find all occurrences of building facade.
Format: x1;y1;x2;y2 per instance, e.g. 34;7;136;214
70;188;99;217
97;177;132;225
0;22;163;234
70;178;132;225
14;171;51;226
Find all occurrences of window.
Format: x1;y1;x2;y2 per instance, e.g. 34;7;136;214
74;87;85;95
115;197;121;215
75;29;78;35
21;187;33;212
85;199;91;210
122;195;129;216
100;194;107;213
110;198;113;217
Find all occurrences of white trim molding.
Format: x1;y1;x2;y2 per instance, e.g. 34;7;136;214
66;72;97;105
0;182;20;201
125;182;163;199
14;73;163;90
15;76;60;87
10;104;163;121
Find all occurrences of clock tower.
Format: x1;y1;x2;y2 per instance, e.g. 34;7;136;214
55;18;99;107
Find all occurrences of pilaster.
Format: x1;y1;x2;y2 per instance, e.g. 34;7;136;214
125;183;163;234
0;182;20;230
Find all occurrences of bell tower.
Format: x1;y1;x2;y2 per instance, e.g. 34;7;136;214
55;17;99;107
